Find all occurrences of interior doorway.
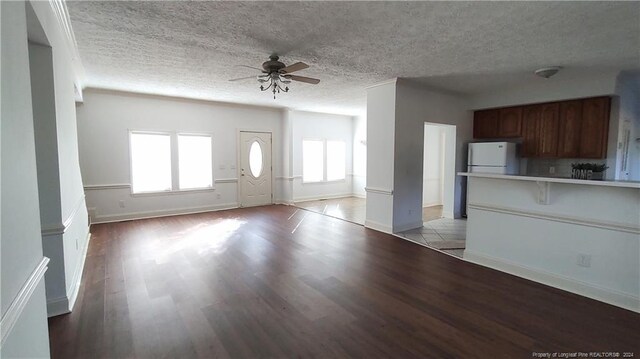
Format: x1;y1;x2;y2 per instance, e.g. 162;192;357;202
422;122;456;221
239;131;273;207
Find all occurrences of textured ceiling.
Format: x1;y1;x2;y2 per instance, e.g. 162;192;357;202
67;1;640;115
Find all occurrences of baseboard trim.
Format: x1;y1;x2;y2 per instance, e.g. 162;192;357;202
47;230;91;317
364;219;393;234
293;193;355;203
91;202;239;224
464;250;640;313
46;296;70;317
1;257;50;346
68;230;91;312
352;193;366;199
393;221;424;233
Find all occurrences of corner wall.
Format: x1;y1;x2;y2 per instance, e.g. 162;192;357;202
29;0;90;316
1;1;50;356
394;79;472;227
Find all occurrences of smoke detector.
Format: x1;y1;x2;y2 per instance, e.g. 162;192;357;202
534;66;562;79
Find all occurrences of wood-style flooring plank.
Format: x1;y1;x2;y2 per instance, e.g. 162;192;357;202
49;205;640;358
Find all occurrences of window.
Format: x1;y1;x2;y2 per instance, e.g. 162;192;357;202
302;139;346;182
178;134;213;189
303;140;324;182
130;133;172;193
327;140;346;181
130;131;214;194
249;141;263;178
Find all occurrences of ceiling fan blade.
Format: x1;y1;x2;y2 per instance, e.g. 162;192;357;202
236;64;264;72
280;62;309;74
288;75;320;84
228;75;256;82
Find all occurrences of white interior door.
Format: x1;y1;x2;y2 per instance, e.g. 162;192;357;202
239;131;272;207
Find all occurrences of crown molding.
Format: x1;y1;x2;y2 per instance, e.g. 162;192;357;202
365;78;398;90
48;0;85;102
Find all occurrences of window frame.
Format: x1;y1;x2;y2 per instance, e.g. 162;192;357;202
301;138;347;184
128;130;216;196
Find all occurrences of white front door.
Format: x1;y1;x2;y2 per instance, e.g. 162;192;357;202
239;131;272;207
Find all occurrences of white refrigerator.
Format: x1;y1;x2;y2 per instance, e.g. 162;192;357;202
467;142;518;174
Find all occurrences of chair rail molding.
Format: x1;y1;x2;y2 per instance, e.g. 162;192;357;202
84;183;131;191
364;187;394;195
0;257;50;346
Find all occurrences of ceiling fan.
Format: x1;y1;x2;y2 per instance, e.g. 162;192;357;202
229;55;320;99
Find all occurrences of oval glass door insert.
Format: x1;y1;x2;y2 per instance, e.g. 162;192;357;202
249;141;263;177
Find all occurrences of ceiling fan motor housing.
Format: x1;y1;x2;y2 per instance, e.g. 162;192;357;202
262;55;286;73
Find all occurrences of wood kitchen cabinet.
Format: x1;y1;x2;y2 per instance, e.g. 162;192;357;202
498;107;522;137
473;109;498;138
473;96;610;159
578;97;610;158
521;106;540;157
557;100;583;157
538;103;560;157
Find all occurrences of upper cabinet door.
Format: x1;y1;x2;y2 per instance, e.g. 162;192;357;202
557;100;583;158
521;106;541;157
579;97;610;159
538;103;560;157
498;107;523;137
473;109;499;138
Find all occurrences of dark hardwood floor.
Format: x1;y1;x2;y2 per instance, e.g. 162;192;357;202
49;205;640;358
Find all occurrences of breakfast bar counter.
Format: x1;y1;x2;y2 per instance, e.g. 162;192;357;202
458;172;640;312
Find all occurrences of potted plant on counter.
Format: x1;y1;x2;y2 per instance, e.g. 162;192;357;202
571;163;608;180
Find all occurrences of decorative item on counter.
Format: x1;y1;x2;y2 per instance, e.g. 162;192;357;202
571;163;608;180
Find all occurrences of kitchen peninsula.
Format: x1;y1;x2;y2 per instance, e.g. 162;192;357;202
459;172;640;312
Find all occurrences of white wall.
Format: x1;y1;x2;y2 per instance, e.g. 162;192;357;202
76;89;284;223
423;124;443;207
394;79;472;228
1;1;50;356
469;71;619;110
289;110;354;202
352;115;367;198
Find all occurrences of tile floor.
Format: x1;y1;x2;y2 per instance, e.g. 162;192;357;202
397;218;467;258
295;198;466;258
294;197;366;225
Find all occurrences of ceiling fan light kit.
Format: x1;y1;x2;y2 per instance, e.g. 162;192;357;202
229;55;320;99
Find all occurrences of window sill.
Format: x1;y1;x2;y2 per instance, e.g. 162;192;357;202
131;187;216;197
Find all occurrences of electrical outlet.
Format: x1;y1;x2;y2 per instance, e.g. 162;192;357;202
216;193;221;199
577;254;591;267
119;200;125;208
549;166;555;174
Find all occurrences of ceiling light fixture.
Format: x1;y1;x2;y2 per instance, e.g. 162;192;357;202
258;72;291;99
229;55;320;99
534;66;562;79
